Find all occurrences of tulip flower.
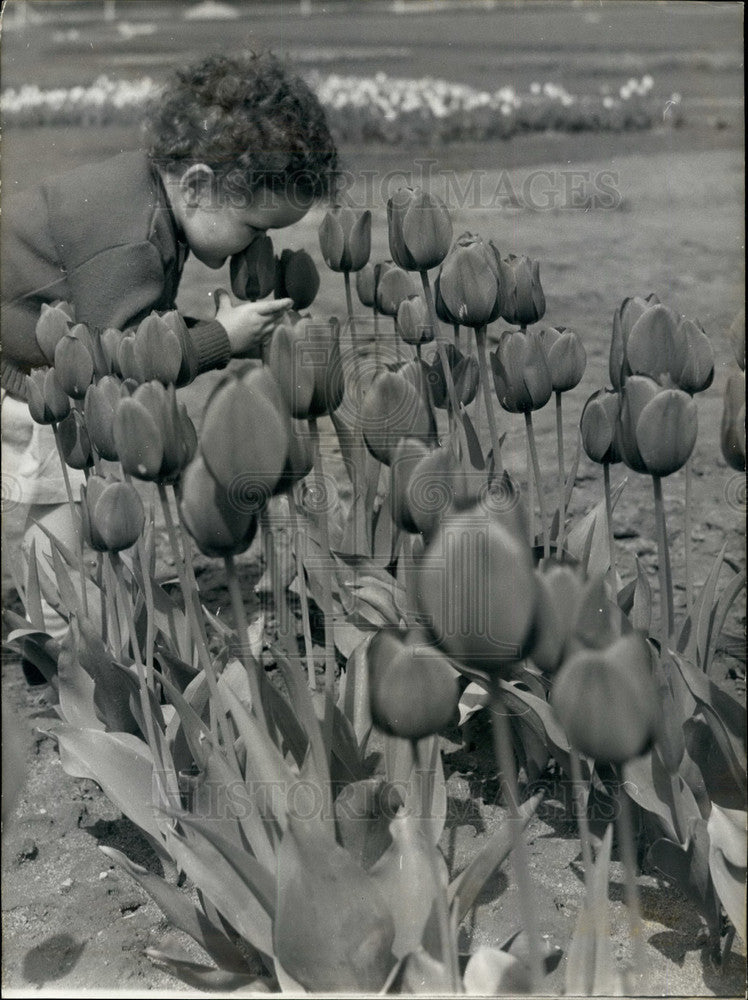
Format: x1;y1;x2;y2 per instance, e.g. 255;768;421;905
199;366;289;506
433;269;459;326
427;344;479;409
490;328;552;414
720;371;746;471
396;295;433;347
551;633;658;763
274;249;320;311
113;381;197;482
318;206;372;272
360;370;436;465
54;330;94;399
580;388;622;465
626;304;687;385
437;232;502;329
100;327;129;376
275;816;396;992
35;303;72;365
529;565;584;673
391;439;482;538
83;375;128;461
375;263;415;317
539;326;587;393
266;317;344;420
80;475;145;553
57;409;94;470
609;293;660;390
367;628;460;739
117;312;183;385
414;506;537;673
178;454;258;557
355;262;377;308
26;368;70;424
230;233;276;300
493;252;546;328
387;187;453;272
673;316;714;394
616;376;696;477
390;437;431;534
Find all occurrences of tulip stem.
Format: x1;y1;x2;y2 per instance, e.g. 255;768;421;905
224;552;268;733
289;487;318;690
488;681;544;991
372;305;381;374
308;418;338;701
524;412;549;559
569;748;593;903
615;779;646;978
651;475;674;647
51;421;89;616
453;322;460;349
685;458;694;615
412;737;459;993
475;325;504;477
555;391;566;556
134;533;157;694
420;270;462;429
97;552;107;646
343;270;363;389
103;552;122;658
158;484;244;755
603;462;619;596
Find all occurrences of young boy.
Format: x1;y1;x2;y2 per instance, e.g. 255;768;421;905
1;52;338;642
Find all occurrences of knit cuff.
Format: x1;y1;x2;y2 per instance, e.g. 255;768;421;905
190;320;231;374
1;360;30;401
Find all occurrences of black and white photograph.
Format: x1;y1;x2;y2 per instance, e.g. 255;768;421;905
0;0;745;996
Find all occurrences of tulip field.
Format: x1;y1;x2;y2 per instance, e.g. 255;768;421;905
1;3;745;997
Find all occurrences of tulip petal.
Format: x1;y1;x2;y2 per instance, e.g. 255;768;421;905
113;398;164;480
636;388;698;477
318;213;345;271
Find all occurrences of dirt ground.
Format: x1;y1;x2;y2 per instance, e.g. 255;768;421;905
1;126;746;1000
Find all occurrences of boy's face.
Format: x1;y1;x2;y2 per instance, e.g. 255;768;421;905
179;172;313;270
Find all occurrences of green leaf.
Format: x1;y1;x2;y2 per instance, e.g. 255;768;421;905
24;538;45;631
448;792;542;923
145;945;265;994
497;679;577;778
334;778;401;870
457;680;490;727
707;805;747;940
101;845;251;973
706;569;746;678
631;557;652;634
56;623;102;730
338;636;373;749
565;479;626;576
461;408;485;470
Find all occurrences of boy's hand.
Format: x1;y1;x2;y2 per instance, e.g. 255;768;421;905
215;290;293;358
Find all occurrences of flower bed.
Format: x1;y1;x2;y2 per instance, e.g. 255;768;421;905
1;70;677;138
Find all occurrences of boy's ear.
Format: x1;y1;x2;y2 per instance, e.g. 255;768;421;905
179;164;217;207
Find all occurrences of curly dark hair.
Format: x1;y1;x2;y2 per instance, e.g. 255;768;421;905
146;52;338;199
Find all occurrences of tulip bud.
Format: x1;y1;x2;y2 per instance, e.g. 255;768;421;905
367;628;460;739
119;312;183;385
375;264;415;317
199;366;289;507
84;375;127;461
614;375;660;474
427;343;478;409
360;371;436;465
100;327;128;376
551;633;658;763
356;262;377;308
57;409;94;470
178;454;258;557
490;328;552;413
540;327;586;392
113;381;197;482
413;507;537;673
437;232;501;328
580;388;622;465
673;316;714;394
318;207;372;272
626;304;687;384
390;437;432;533
387;187;453;272
276;419;314;495
720;371;746;472
35;303;72;365
396;295;433;346
609;293;660;390
635;387;697;477
266;317;344;419
275;816;395;992
433;269;459;325
528;565;584;673
80;475;145;553
392;441;482;538
230;233;276;300
274;249;320;311
26;368;70;424
54;331;94;399
494;252;546;327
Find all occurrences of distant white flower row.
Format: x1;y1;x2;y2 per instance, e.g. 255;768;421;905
1;71;672;138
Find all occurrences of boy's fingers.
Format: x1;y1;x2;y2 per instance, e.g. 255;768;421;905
256;298;293;314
